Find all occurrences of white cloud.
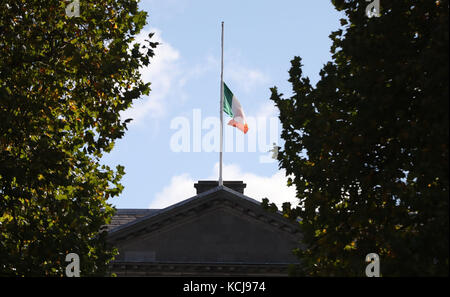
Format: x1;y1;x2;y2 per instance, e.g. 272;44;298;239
120;28;181;124
149;174;196;209
192;53;269;93
221;50;270;93
227;66;269;93
149;163;298;209
178;55;218;88
211;163;298;208
252;101;279;119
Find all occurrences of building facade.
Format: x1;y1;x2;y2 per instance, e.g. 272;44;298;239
106;181;302;276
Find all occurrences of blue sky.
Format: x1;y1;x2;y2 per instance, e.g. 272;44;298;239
102;0;344;209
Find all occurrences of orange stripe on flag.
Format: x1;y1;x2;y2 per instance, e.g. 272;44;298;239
228;119;249;134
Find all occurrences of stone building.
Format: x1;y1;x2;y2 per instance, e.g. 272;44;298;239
106;181;302;276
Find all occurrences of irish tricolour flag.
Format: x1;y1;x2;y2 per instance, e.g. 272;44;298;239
223;82;249;134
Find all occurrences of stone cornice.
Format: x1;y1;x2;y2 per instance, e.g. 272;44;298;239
110;261;293;277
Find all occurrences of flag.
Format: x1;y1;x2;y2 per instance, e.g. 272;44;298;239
223;82;249;134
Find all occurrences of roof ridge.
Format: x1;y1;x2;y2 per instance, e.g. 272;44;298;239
106;186;301;241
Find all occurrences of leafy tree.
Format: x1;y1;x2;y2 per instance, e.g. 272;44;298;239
270;0;448;276
261;197;280;213
0;0;157;276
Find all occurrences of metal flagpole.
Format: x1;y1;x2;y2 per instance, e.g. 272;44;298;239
219;21;224;186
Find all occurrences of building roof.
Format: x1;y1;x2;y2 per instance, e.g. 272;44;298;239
107;184;301;242
106;182;303;276
105;209;160;232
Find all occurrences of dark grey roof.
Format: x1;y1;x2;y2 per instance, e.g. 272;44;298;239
105;209;160;232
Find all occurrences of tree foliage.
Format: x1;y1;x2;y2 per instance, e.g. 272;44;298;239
0;0;157;276
271;0;448;276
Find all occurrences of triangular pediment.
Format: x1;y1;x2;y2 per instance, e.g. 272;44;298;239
108;186;302;264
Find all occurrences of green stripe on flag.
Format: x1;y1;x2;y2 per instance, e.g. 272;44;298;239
223;82;234;117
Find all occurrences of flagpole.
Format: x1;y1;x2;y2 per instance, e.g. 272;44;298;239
219;21;224;186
